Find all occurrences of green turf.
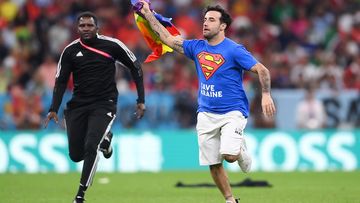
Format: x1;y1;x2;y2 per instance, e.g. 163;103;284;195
1;171;359;203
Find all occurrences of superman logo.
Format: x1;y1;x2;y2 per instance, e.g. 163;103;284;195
197;51;225;80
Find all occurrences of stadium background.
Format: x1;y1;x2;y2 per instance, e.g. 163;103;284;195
0;0;359;173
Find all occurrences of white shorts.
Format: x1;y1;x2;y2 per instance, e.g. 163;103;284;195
196;111;248;166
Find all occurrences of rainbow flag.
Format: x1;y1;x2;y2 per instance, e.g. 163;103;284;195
132;1;180;63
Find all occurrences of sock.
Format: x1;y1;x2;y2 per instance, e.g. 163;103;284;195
76;184;87;199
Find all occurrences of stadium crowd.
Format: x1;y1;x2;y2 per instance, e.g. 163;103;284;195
0;0;359;130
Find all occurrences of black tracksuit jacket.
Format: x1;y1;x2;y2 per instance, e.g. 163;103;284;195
49;34;144;113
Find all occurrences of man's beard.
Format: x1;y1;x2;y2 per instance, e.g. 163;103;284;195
204;32;216;40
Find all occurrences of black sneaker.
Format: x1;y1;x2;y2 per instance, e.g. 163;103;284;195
73;196;85;203
100;132;113;159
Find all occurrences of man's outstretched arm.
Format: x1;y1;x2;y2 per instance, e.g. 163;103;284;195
139;0;184;54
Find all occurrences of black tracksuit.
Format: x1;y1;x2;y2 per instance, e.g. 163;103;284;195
49;34;144;187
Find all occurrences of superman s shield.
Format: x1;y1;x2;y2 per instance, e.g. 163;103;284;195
197;51;225;80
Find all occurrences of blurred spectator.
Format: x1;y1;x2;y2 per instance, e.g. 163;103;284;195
271;59;294;88
0;65;10;93
343;55;360;90
307;4;335;46
350;12;360;42
318;52;343;91
8;84;43;129
295;85;327;129
277;19;297;50
48;18;71;58
290;53;320;88
0;0;19;23
284;41;306;66
36;54;57;90
270;0;295;25
290;6;309;40
0;35;9;63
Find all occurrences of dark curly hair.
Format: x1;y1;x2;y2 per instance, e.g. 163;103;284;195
204;5;232;30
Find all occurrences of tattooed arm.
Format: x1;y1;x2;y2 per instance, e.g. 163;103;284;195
250;63;271;93
139;0;184;54
250;63;276;117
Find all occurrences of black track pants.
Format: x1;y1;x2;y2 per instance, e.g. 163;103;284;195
64;103;116;187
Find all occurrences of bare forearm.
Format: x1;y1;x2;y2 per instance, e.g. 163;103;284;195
142;10;184;53
258;67;271;93
250;63;276;116
250;63;271;93
143;11;171;42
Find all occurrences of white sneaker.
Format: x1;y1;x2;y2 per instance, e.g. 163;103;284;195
237;138;251;173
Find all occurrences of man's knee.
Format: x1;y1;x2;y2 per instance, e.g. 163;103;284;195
223;154;238;163
210;163;221;168
209;163;223;172
69;153;83;162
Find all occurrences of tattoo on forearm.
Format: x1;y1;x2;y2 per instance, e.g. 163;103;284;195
145;12;170;38
144;11;184;53
153;30;160;37
173;39;183;53
259;68;271;93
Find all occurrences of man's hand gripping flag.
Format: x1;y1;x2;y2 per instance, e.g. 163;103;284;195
132;0;180;63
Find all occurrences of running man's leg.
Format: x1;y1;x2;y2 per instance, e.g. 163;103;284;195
80;105;116;188
63;107;89;202
64;108;88;162
210;163;237;203
197;112;236;202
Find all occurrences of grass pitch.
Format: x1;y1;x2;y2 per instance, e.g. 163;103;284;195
1;171;359;203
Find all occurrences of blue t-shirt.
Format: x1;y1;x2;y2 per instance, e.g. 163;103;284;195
183;37;258;117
